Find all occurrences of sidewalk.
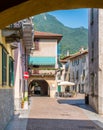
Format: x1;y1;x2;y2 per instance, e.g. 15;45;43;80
5;109;29;130
81;104;103;128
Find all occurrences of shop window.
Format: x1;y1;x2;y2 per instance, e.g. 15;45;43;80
2;48;7;86
9;57;14;87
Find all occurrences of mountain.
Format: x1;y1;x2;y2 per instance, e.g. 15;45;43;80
32;13;88;56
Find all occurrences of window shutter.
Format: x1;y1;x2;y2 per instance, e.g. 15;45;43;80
2;49;7;85
9;57;14;87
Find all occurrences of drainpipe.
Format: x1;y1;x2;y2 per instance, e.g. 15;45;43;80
24;47;28;109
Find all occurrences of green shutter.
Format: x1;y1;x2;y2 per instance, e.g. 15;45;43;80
9;57;14;87
2;48;7;86
58;85;61;92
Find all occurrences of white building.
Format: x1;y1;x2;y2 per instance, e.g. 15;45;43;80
59;48;88;94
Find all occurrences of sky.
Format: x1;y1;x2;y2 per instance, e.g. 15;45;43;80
48;9;88;28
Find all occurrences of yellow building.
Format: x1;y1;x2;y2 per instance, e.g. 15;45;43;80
0;21;26;130
0;27;15;130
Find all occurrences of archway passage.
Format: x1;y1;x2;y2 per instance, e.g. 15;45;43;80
28;79;49;97
0;0;103;28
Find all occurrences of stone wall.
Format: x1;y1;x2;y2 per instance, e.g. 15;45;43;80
88;8;99;113
88;9;103;114
0;88;14;130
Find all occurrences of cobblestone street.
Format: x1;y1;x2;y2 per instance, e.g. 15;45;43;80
26;96;103;130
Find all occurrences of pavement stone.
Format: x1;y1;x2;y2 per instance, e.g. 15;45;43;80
26;96;103;130
5;95;103;130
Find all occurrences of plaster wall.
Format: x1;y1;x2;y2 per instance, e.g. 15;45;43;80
0;30;14;129
32;39;57;57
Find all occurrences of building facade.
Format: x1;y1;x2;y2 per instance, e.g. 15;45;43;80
0;18;34;129
14;18;34;110
0;26;16;130
59;48;88;94
28;31;62;98
88;8;103;114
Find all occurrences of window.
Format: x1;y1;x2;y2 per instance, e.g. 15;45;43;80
2;48;7;86
91;42;94;62
9;57;14;87
72;60;75;66
72;71;74;81
76;70;79;80
90;8;94;25
82;56;86;63
76;59;79;65
82;69;85;80
68;73;70;81
72;59;79;66
91;72;94;92
34;39;39;50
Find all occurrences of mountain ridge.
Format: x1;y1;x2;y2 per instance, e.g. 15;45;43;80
33;13;88;56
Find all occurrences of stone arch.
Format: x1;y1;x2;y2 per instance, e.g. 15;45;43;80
0;0;103;28
28;79;50;96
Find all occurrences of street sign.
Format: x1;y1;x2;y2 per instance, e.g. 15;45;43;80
24;71;29;79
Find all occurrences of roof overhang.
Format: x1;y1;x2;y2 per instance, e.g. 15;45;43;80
34;31;62;43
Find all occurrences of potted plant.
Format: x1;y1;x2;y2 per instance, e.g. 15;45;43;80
21;98;24;108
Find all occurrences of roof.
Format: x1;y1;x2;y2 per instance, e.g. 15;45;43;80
60;59;68;63
69;49;88;60
60;49;88;63
34;31;62;43
28;56;56;65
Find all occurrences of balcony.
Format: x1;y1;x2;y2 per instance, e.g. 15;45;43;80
22;18;34;54
30;69;56;77
2;21;23;43
10;42;18;50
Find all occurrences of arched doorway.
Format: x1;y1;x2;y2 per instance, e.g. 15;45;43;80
28;79;50;96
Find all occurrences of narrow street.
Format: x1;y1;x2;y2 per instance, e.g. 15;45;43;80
26;96;103;130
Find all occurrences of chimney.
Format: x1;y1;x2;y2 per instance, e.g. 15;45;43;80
67;50;70;56
79;47;84;53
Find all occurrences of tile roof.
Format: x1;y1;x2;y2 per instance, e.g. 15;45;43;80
34;31;62;43
60;49;88;63
69;49;88;60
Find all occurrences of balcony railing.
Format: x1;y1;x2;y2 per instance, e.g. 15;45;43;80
22;18;34;54
31;69;55;76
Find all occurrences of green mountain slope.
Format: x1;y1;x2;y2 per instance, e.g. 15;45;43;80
33;13;88;55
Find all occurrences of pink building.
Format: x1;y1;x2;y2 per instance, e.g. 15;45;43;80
28;31;62;98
